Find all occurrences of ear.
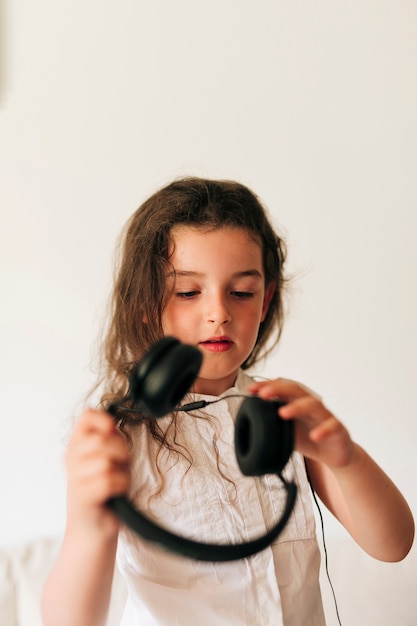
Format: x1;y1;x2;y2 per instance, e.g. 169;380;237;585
261;282;275;322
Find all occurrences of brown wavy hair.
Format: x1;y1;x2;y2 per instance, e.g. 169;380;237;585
97;177;287;425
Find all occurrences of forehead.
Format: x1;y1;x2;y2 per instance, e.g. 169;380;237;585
168;225;264;271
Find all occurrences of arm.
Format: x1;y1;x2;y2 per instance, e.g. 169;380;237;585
42;410;131;626
306;447;414;562
248;379;415;562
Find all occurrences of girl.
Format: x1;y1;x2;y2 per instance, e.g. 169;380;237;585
42;177;414;626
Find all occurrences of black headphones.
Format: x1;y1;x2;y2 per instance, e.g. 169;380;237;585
107;337;297;561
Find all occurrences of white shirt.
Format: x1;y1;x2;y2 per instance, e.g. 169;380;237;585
117;370;326;625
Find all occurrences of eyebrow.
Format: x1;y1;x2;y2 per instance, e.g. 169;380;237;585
167;269;263;279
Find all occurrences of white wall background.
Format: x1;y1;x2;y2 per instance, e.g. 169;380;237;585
1;0;416;562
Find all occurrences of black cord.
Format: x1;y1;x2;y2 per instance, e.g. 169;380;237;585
115;393;250;414
174;393;248;412
307;471;343;626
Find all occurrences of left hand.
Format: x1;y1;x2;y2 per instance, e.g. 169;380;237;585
247;378;356;469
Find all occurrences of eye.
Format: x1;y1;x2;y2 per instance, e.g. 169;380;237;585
176;291;200;299
231;291;254;299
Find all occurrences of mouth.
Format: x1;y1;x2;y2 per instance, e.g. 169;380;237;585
199;337;234;353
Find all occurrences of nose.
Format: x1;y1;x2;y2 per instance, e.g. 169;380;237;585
207;293;232;325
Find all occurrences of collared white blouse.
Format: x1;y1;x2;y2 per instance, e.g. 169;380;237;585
117;370;326;626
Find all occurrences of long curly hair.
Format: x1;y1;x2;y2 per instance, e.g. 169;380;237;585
97;177;287;433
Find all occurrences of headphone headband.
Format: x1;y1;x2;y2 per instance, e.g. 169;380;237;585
107;337;296;561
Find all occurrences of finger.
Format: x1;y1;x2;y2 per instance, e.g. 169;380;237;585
278;396;333;423
248;378;321;402
69;429;129;460
73;409;118;439
70;453;130;482
70;410;122;455
309;416;341;442
70;467;130;503
247;378;292;397
68;452;131;501
66;436;131;483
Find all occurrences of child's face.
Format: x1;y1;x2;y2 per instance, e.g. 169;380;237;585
161;226;273;395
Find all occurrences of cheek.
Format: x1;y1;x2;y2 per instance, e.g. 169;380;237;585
161;303;193;335
236;307;263;335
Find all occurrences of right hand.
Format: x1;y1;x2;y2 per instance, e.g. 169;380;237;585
65;409;131;535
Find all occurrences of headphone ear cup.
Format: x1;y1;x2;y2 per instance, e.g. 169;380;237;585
128;336;179;399
234;398;294;476
129;337;202;418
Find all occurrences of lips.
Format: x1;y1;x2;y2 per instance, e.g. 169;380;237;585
199;336;234;352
